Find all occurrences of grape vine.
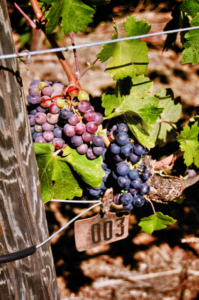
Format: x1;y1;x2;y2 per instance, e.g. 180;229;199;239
19;0;199;234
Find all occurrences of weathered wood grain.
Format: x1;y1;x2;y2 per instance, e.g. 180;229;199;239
0;1;59;299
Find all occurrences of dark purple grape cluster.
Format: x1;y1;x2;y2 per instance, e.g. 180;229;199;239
85;123;152;210
27;80;104;159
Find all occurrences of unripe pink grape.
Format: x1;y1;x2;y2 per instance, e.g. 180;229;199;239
78;100;91;113
42;122;54;131
30;80;40;87
42;85;53;96
63;124;76;137
68;114;79;125
84;110;95;122
49;103;60;114
44;80;53;86
75;122;86;134
52;138;65;149
46;113;59;124
87;148;97;160
29;85;40;95
28;115;36;126
35;112;47;124
86;122;98;133
43;131;54;142
94;112;103;125
40;96;52;108
52;83;64;94
28;93;41;105
82;132;93;142
65;85;79;99
35;136;46;143
77;144;88;154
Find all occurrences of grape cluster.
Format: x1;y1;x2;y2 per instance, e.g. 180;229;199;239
27;80;104;159
86;123;152;211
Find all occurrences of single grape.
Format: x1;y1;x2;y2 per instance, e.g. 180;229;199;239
116;162;130;176
63;124;75;137
46;113;59;124
141;170;152;181
129;169;139;180
110;143;120;154
28;93;41;105
132;195;145;207
89;189;101;197
42;122;54;131
86;122;98;134
35;136;46;143
103;169;111;182
101;162;107;170
59;108;73;122
40;96;52;108
138;162;147;170
87;148;97;160
39;82;47;90
116;132;129;146
93;135;104;147
36;105;48;113
129;152;140;164
75;122;86;135
113;154;123;162
33;132;43;141
57;99;65;108
84;110;95;122
68;114;79;126
77;91;90;101
29;85;40;95
77;144;88;154
43;131;54;142
51;91;62;101
139;183;150;195
29;108;37;115
31;126;35;134
118;176;130;189
120;193;133;205
52;83;64;94
93;112;103;125
28;115;36;126
44;80;53;86
30;79;40;86
93;146;104;156
42;85;53;96
35;112;47;125
112;170;118;180
52;138;65;149
118;123;128;133
71;135;83;147
78;100;91;113
121;143;133;157
82;132;93;142
53;127;63;138
34;124;43;132
49;103;60;114
113;194;120;205
130;178;142;189
123;203;133;210
133;144;145;156
66;85;79;99
129;188;138;195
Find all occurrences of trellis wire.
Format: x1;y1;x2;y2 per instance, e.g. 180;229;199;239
36;201;101;249
1;26;199;60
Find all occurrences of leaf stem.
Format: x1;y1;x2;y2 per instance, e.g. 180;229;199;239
78;58;99;81
69;32;80;77
148;199;156;214
158;119;180;136
27;0;81;89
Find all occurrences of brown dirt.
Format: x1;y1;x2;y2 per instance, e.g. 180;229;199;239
14;5;199;300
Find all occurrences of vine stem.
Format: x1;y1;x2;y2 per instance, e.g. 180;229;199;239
69;32;80;77
78;58;99;81
154;149;183;169
23;0;81;89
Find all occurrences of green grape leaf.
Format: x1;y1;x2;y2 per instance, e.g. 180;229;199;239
34;144;104;203
177;122;199;167
34;143;55;155
36;152;82;203
180;0;199;18
102;75;162;148
152;88;182;146
138;212;176;234
97;15;151;80
41;0;95;35
62;145;104;187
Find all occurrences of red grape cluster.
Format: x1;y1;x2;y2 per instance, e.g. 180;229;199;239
27;80;104;159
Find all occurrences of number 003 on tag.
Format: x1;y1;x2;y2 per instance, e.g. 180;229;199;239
74;212;129;252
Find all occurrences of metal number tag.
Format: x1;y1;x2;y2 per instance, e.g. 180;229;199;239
74;212;129;252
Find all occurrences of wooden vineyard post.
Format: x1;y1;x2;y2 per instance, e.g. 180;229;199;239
0;1;60;299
